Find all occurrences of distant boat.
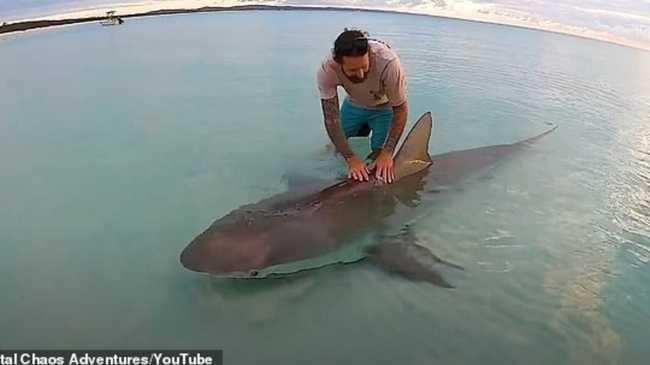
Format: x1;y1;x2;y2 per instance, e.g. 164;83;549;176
100;11;124;26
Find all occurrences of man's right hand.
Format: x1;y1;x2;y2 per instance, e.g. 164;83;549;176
346;155;370;182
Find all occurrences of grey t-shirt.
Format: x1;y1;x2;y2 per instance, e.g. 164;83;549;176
316;40;408;109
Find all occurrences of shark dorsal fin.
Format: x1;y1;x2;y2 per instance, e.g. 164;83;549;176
393;112;434;180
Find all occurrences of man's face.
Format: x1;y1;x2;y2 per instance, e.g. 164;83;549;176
341;53;370;83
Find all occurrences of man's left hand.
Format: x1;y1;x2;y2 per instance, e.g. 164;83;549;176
370;149;395;183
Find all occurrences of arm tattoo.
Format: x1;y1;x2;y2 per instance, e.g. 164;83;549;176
383;101;409;154
321;95;355;159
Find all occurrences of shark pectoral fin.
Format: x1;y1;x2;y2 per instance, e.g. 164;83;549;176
366;240;463;289
435;256;465;271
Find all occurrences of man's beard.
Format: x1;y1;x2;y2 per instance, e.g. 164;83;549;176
348;76;365;83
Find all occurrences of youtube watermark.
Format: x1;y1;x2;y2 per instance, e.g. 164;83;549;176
0;352;222;365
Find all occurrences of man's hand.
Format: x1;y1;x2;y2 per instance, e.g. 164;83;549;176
370;149;395;183
346;155;370;182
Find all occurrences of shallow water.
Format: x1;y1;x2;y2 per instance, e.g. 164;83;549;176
1;9;649;364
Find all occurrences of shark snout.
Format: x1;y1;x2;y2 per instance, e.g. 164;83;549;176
180;239;213;273
180;230;271;275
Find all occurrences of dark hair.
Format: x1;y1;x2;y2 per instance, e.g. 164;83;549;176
333;28;369;63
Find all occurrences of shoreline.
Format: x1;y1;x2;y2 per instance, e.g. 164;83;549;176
0;3;648;53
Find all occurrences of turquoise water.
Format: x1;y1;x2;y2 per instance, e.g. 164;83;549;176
1;10;649;364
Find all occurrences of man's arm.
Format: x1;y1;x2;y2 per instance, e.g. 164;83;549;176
321;94;355;159
382;101;409;154
321;94;370;181
372;55;408;183
372;101;408;183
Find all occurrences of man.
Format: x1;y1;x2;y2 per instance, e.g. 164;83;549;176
317;29;408;184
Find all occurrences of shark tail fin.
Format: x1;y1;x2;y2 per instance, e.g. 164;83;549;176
393;112;434;180
518;123;558;146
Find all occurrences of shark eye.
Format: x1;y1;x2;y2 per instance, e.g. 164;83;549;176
249;270;259;277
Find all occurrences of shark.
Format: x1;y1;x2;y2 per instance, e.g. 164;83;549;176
180;112;556;288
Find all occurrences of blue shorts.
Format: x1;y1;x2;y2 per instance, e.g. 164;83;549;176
340;98;393;151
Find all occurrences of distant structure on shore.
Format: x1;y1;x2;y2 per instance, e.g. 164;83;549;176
100;11;124;26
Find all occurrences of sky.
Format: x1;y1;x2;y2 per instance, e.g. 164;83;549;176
1;1;649;49
285;0;650;46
